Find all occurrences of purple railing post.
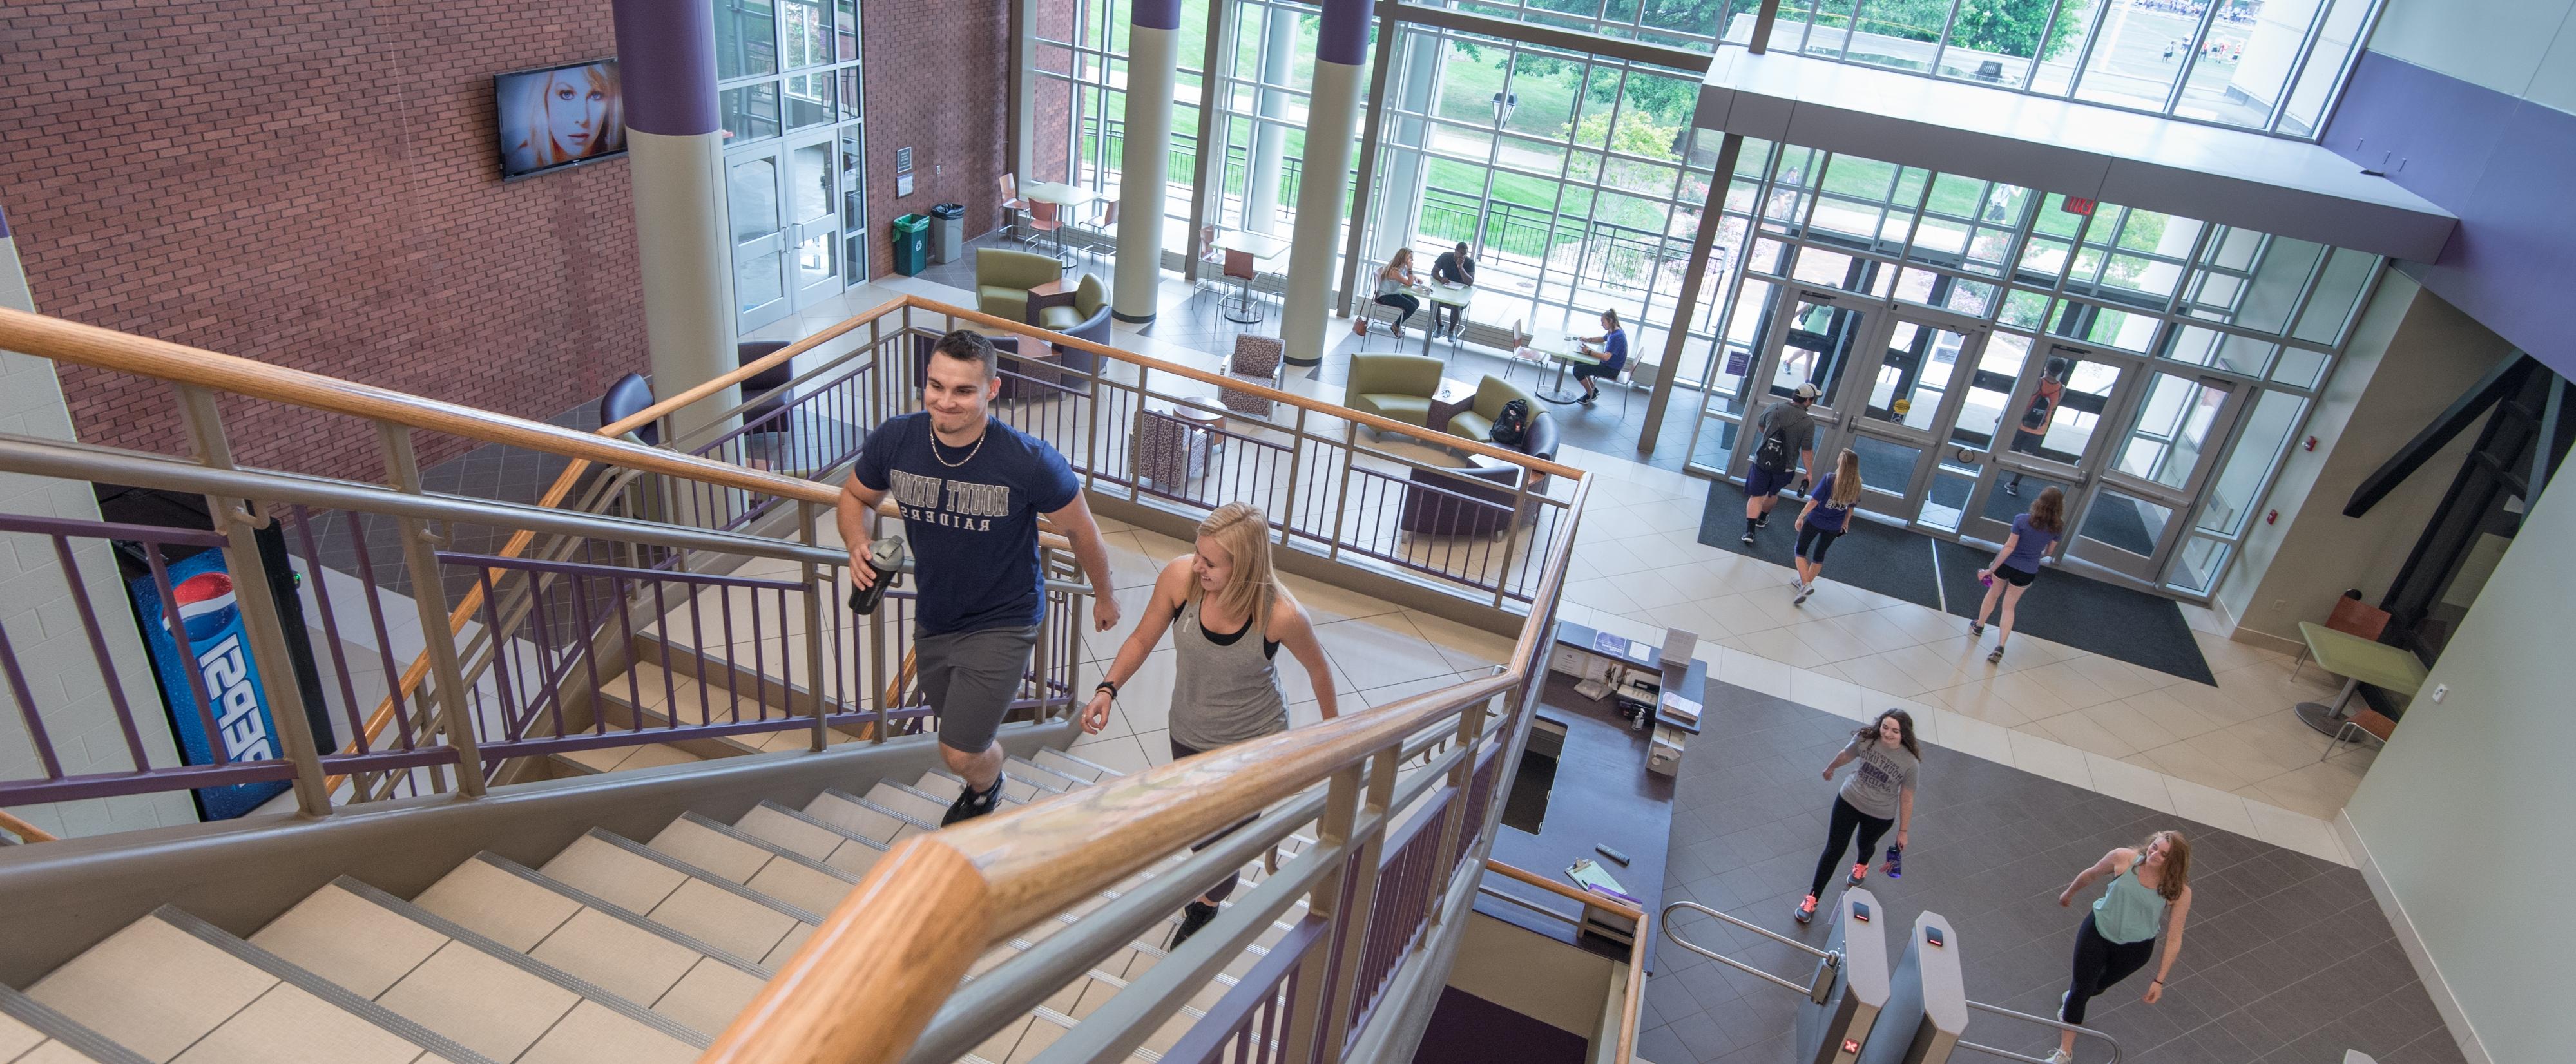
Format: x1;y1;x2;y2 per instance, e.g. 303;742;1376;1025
49;535;150;772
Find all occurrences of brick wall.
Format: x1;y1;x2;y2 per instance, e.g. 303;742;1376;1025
0;1;648;479
860;0;1009;274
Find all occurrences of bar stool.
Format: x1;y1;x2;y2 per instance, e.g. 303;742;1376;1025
1222;248;1264;325
998;175;1030;245
1082;201;1119;269
1027;201;1068;266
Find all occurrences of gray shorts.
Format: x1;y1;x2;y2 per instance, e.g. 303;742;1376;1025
915;625;1039;754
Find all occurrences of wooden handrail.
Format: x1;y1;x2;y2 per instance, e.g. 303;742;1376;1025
698;469;1591;1063
0;808;58;844
1483;858;1649;1064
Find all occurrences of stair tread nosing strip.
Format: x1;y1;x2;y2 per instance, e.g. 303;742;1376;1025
0;985;154;1064
747;799;894;852
468;853;776;977
146;906;505;1064
328;877;713;1049
818;788;941;832
578;829;824;924
674;812;861;882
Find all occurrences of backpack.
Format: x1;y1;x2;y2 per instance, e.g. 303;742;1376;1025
1490;399;1530;446
1753;406;1796;473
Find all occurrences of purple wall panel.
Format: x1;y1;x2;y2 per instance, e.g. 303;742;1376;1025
2325;52;2576;379
1318;0;1370;67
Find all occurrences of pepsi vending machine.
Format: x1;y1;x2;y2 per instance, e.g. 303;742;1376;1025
106;486;336;822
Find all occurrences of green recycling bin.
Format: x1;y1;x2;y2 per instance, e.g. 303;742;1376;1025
891;213;930;276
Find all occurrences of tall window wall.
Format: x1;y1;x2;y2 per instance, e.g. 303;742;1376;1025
1754;0;2381;138
1685;142;2381;594
716;0;868;330
1029;0;1215;252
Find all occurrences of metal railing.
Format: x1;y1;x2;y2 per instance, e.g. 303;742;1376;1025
1476;859;1650;1063
1958;1000;2125;1064
1661;900;1846;1004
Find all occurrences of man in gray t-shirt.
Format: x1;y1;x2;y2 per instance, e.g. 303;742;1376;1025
1740;383;1820;544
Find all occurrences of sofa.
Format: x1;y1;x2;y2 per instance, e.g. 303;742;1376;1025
1398;410;1561;537
1341;353;1445;428
1027;272;1107;389
1443;375;1535;444
974;247;1064;325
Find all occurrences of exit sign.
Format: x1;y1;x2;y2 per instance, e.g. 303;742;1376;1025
2061;197;2097;216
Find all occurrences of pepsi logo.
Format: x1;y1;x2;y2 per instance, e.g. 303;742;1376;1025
169;571;238;643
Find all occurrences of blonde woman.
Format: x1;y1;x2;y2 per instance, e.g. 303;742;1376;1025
504;62;623;174
1372;248;1423;337
1080;502;1338;946
1790;448;1862;606
2048;831;2195;1063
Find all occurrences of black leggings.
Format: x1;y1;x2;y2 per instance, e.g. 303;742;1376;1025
1375;292;1419;329
1171;737;1256;902
1796;524;1843;564
2062;915;2155;1024
1808;796;1894;897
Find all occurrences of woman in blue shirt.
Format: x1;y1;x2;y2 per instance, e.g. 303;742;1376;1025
1571;309;1628;405
1791;449;1861;607
1970;485;2064;665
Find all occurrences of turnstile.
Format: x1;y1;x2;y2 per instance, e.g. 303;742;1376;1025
1858;912;1966;1064
1662;890;1890;1064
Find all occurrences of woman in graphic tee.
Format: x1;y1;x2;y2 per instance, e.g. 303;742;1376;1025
1794;708;1919;926
1789;449;1861;607
1079;502;1339;950
1971;485;2066;665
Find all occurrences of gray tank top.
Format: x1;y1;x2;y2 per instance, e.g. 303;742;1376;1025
1169;596;1290;750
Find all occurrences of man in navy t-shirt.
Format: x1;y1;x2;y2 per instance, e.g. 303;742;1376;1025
838;330;1119;824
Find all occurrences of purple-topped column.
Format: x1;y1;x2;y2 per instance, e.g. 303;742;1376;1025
1282;0;1371;366
614;0;740;442
1111;0;1186;323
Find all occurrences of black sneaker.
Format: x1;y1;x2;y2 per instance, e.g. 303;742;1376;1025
2004;480;2020;497
1740;531;1756;546
1169;900;1220;949
1968;621;1986;636
1754;515;1771;529
1577;393;1596;405
941;774;1006;825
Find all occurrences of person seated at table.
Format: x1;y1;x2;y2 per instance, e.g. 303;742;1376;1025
1372;249;1423;339
1571;309;1628;406
1430;242;1477;339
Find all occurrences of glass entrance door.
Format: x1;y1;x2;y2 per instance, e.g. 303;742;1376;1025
1816;308;1987;520
729;150;791;332
1957;341;2122;550
730;129;849;334
1729;286;1870;478
785;131;841;308
2064;368;2249;581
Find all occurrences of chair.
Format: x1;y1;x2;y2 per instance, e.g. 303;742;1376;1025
974;247;1064;324
1134;408;1208;492
1081;201;1119;267
1341;353;1445;428
1030;273;1108;393
1220;335;1285;417
1027;200;1068;264
1221;248;1264;324
2292;591;2391;683
1504;319;1549;383
1445;375;1535;444
2321;708;2397;762
736;340;794;435
998;175;1031;244
1399;464;1522;540
1195;225;1226;296
597;372;658;446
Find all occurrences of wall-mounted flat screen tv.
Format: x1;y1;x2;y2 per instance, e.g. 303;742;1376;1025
495;57;626;180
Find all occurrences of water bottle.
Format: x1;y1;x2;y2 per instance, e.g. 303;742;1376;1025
1884;842;1903;879
845;537;907;616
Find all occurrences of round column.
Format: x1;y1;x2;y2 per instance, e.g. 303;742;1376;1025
1111;0;1184;324
613;0;739;442
1281;0;1370;368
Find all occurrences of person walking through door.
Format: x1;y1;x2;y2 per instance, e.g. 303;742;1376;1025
1740;383;1820;545
1794;708;1919;926
1970;485;2064;665
2044;831;2195;1064
1790;449;1861;607
2005;357;2070;496
838;330;1122;826
1079;502;1340;949
1371;248;1423;339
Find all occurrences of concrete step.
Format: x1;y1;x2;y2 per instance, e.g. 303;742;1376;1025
249;879;706;1059
1031;747;1123;784
647;812;860;917
0;982;152;1064
731;799;891;877
26;906;492;1064
803;789;932;845
913;770;1044;805
537;830;818;969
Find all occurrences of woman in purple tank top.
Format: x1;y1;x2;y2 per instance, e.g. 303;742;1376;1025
1970;486;2064;665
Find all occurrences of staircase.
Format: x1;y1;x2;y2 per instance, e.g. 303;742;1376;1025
3;747;1361;1064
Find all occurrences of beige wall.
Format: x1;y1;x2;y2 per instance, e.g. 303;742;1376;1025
0;234;197;839
1448;912;1619;1039
2216;276;2518;647
2342;468;2576;1064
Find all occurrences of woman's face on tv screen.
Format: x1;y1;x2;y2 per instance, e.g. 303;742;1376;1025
548;73;607;155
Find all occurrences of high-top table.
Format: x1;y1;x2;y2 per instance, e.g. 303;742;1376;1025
2291;621;2427;739
1535;341;1600;404
1209;229;1290;324
1420;282;1475;357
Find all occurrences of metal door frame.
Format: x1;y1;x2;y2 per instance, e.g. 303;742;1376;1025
1956;338;2126;553
783;126;847;310
1812;303;1992;524
1727;284;1874;481
2061;365;2255;582
729;144;794;334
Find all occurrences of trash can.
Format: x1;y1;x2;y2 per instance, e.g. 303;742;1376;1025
929;202;966;264
891;213;930;276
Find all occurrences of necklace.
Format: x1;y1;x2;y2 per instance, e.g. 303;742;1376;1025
931;420;988;468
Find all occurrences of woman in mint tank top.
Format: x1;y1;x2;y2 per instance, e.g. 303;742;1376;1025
1079;504;1340;950
2045;831;2196;1063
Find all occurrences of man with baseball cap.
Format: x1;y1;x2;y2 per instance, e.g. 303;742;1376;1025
1741;383;1820;544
